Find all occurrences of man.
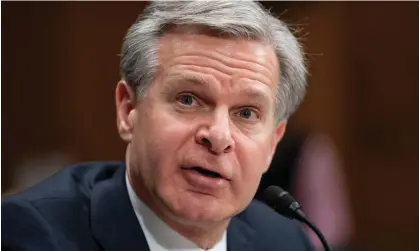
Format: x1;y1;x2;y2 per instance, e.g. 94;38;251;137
2;1;311;250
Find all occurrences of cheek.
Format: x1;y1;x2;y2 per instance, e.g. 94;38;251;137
235;136;272;189
132;106;194;177
146;111;193;157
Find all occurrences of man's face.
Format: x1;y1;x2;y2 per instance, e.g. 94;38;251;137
118;32;285;224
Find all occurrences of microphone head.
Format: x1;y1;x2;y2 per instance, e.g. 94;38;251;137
263;185;286;206
263;185;300;219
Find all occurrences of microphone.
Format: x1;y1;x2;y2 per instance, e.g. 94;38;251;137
264;185;332;251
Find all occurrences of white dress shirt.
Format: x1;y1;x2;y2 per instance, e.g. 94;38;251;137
126;174;227;251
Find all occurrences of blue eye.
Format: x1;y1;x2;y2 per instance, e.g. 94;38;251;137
176;94;197;106
238;108;257;120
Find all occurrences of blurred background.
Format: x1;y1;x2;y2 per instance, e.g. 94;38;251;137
2;2;419;251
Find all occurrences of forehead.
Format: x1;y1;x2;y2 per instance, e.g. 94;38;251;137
157;31;279;83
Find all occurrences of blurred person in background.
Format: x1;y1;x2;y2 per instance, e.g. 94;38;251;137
3;1;315;251
256;127;354;251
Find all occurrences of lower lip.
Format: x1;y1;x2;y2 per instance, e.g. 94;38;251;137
182;169;229;190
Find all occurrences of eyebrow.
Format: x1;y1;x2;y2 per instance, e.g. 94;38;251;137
163;73;272;105
237;86;272;106
162;73;215;96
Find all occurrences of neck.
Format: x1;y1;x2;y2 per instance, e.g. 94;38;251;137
127;167;228;249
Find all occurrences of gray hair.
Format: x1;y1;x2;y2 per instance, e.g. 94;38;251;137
120;1;307;121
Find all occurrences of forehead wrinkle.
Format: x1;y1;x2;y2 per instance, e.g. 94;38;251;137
175;51;277;86
171;65;234;87
215;49;278;80
168;55;274;89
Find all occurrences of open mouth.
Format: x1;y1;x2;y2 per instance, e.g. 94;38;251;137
185;166;224;179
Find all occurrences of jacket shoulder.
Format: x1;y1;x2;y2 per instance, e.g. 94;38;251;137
2;162;124;251
3;161;124;202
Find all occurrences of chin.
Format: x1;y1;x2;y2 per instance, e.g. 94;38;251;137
164;190;234;223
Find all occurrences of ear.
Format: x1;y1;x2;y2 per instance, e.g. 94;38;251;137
265;120;287;170
115;80;136;143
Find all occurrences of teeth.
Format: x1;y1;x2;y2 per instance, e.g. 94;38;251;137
192;166;222;178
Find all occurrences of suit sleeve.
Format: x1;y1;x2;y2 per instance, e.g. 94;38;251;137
2;199;61;251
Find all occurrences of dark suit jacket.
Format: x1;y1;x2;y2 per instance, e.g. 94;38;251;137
2;162;313;251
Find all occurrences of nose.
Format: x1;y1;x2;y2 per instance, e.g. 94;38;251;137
195;110;235;155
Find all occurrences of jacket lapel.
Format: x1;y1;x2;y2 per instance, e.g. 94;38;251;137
227;215;256;251
90;166;150;251
90;164;256;251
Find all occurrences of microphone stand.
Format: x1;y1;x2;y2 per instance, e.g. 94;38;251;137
294;212;332;251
